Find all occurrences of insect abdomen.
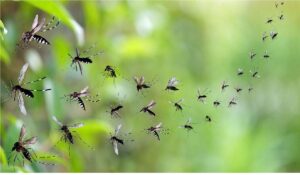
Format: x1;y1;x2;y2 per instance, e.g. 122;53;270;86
20;88;34;98
78;57;92;64
33;35;50;45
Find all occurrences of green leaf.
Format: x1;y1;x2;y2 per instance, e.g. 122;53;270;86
24;0;84;45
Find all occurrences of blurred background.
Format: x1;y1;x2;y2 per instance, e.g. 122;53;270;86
1;0;300;172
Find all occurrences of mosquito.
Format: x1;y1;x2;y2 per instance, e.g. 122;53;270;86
169;98;184;111
179;118;196;132
237;68;244;76
140;100;156;116
235;87;243;93
109;124;133;155
108;105;123;118
221;81;229;92
270;31;278;40
19;14;59;47
205;115;212;122
68;45;103;75
104;65;118;78
197;88;209;103
63;86;100;111
11;63;51;115
263;51;270;59
266;18;273;24
8;125;54;168
52;116;93;156
146;122;169;141
228;97;237;107
249;51;256;60
250;68;260;78
262;32;268;42
213;100;221;107
279;13;284;20
165;77;179;91
248;87;254;93
133;76;151;92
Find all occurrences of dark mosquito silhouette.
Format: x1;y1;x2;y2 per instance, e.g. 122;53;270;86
263;51;270;59
52;116;93;156
108;105;123;118
63;86;100;111
104;65;117;78
165;77;179;91
221;81;229;92
250;68;260;78
237;68;244;76
266;18;273;24
249;51;257;60
169;99;184;111
213;100;221;107
248;87;254;93
8;125;54;168
262;32;268;42
8;125;36;167
133;76;151;92
140;100;156;116
179;118;196;132
68;45;103;75
279;14;284;20
11;63;51;115
146;122;169;141
197;88;210;103
19;14;59;48
270;31;278;40
235;87;243;93
109;124;133;155
228;97;237;107
205;115;212;123
275;1;284;8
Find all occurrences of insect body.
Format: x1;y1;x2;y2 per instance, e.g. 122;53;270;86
197;88;210;103
140;100;156;116
249;52;257;60
69;46;102;75
221;81;229;92
64;86;100;111
169;99;183;111
133;76;151;92
109;105;124;118
270;31;278;40
20;14;59;47
11;63;51;115
205;115;212;122
9;125;37;166
228;97;237;107
237;68;244;76
146;122;168;141
262;32;268;42
104;65;117;78
110;124;124;155
213;100;221;107
179;118;196;132
165;77;179;91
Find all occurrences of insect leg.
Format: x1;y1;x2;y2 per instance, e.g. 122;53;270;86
71;131;95;150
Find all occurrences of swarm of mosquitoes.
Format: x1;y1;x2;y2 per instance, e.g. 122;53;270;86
2;1;286;170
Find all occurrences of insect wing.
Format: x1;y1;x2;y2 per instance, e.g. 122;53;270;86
113;140;119;155
31;14;39;30
115;124;122;135
147;100;156;109
52;116;63;127
32;17;45;35
79;86;89;97
69;123;84;129
19;124;26;142
23;137;37;145
18;63;29;84
18;92;27;115
155;122;162;129
133;76;139;85
140;76;145;85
